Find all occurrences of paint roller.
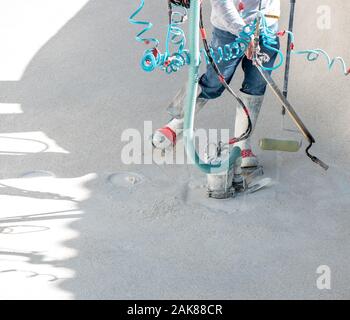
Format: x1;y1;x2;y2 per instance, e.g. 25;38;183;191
259;0;300;154
259;138;301;152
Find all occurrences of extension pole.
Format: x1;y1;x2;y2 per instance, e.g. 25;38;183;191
259;0;300;153
183;0;241;174
253;1;328;170
282;0;296;115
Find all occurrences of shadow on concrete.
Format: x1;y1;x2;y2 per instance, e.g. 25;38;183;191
0;0;190;299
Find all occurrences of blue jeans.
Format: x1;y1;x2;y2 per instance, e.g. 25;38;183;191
199;27;280;99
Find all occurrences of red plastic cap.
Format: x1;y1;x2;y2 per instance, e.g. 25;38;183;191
152;48;159;58
229;138;237;145
158;127;177;145
200;28;207;40
218;75;225;84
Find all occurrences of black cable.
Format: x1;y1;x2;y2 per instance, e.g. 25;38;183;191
198;4;253;145
169;0;190;8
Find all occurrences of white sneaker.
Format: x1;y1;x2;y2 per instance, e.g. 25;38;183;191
153;89;208;150
152;118;183;150
241;149;259;168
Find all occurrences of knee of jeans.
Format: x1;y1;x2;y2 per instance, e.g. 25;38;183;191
240;84;267;96
199;86;225;100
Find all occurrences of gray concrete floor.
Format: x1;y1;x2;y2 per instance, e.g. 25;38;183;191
0;0;349;299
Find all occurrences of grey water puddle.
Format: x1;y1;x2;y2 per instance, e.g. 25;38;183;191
107;171;145;188
19;171;56;178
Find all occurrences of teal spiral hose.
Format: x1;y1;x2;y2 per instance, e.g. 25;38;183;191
128;0;190;73
200;12;283;71
279;30;350;76
128;0;158;47
129;1;283;73
200;25;252;65
129;0;349;76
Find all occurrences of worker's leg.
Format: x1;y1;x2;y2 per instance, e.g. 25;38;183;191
154;27;243;150
234;38;280;167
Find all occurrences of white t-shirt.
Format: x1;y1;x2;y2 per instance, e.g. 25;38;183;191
210;0;280;35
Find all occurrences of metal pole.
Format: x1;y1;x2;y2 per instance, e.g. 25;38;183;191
282;0;296;115
183;0;241;174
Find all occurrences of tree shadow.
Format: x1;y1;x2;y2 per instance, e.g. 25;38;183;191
0;0;189;299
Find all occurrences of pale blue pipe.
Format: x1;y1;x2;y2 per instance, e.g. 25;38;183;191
183;0;241;174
